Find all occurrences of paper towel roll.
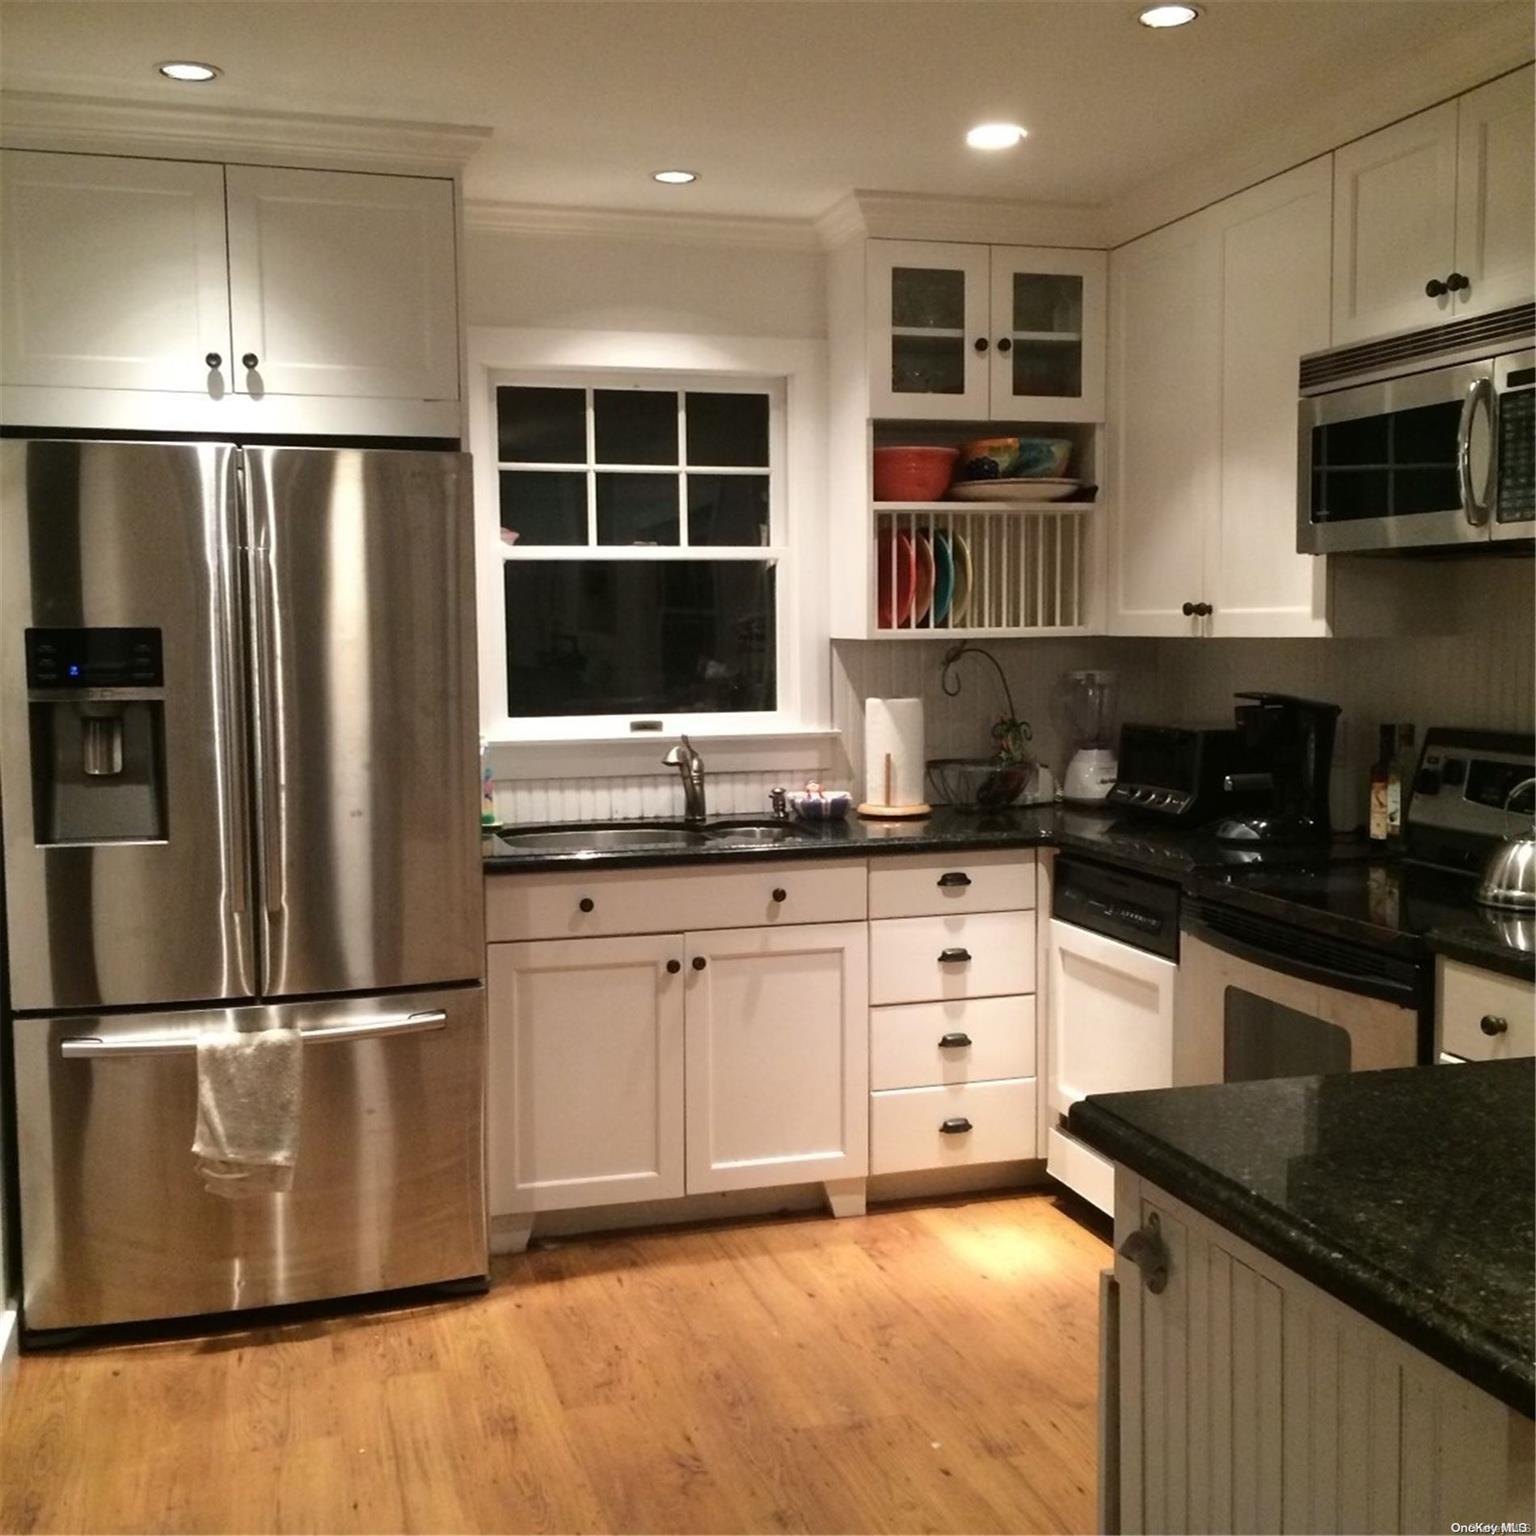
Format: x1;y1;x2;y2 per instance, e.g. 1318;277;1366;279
863;697;926;808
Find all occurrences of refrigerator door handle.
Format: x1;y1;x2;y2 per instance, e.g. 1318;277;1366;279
58;1010;449;1059
217;456;253;927
249;546;287;922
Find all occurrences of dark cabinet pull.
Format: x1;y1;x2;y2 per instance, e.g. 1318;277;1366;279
1480;1014;1509;1036
692;955;708;971
1118;1212;1170;1294
1446;271;1470;293
578;897;595;913
937;871;972;888
973;337;989;353
1182;600;1197;617
938;1032;973;1048
771;887;787;903
997;337;1012;353
205;352;222;369
1425;277;1449;298
938;947;972;964
1183;601;1213;618
242;352;260;369
939;1116;973;1135
666;959;681;975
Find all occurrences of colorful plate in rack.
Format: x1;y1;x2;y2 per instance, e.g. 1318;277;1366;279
926;531;955;626
949;478;1083;503
949;532;974;624
912;532;936;625
876;528;917;628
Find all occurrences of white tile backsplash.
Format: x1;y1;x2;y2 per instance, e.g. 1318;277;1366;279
493;767;832;826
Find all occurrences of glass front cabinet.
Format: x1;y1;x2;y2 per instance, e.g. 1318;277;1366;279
868;239;1106;422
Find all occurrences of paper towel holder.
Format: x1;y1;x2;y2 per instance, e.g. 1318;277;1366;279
857;749;933;820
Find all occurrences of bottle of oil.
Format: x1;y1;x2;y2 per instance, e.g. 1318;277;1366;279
1369;724;1394;843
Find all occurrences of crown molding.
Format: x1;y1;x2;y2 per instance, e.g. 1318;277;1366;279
0;90;491;173
1104;4;1535;246
466;198;822;251
820;190;1108;250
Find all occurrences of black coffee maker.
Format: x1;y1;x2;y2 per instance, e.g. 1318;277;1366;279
1214;692;1342;844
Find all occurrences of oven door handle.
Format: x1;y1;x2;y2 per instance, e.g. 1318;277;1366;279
1182;915;1421;1007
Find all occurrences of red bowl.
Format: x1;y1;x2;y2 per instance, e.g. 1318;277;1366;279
873;445;958;502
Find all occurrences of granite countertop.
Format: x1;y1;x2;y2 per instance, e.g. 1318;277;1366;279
1069;1059;1535;1416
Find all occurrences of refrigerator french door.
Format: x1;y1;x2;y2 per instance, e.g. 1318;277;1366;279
0;438;487;1333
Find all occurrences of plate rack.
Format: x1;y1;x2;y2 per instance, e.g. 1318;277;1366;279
873;502;1091;635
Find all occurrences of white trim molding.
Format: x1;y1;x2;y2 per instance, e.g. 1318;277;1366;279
0;89;491;173
466;199;821;251
816;189;1109;250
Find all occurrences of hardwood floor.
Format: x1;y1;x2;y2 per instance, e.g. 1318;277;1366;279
0;1190;1109;1535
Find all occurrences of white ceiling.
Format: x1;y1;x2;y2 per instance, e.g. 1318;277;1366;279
0;0;1519;219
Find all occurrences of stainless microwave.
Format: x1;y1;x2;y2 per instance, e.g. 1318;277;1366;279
1298;303;1534;554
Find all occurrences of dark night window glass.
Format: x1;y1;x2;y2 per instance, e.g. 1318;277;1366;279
688;474;770;546
503;560;777;717
593;389;678;465
497;386;585;463
686;392;769;467
596;473;680;545
499;471;587;545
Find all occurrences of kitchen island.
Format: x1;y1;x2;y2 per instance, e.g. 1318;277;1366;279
1071;1060;1534;1534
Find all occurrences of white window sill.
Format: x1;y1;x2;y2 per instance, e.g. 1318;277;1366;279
485;729;842;781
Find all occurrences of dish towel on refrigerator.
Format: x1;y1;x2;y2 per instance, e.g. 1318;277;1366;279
192;1028;304;1197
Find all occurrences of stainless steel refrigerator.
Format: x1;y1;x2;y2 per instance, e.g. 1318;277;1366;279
0;438;487;1334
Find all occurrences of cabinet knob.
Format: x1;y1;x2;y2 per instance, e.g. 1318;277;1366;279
1182;600;1197;617
938;946;972;964
1446;271;1470;294
1480;1014;1509;1036
1425;277;1450;298
666;959;681;974
937;871;972;888
1196;601;1212;617
973;337;989;353
771;887;787;904
692;955;708;971
997;337;1012;353
938;1032;973;1048
242;352;260;369
205;352;222;370
578;897;595;913
939;1116;973;1135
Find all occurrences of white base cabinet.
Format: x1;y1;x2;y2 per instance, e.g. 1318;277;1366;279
486;935;684;1215
685;922;868;1194
1109;1171;1534;1534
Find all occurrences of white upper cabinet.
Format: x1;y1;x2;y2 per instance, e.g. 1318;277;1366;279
0;151;231;392
225;165;459;401
1454;66;1536;321
684;922;869;1195
1108;213;1220;636
1332;101;1459;344
1333;67;1534;345
1208;159;1332;636
1109;159;1332;638
867;238;1106;421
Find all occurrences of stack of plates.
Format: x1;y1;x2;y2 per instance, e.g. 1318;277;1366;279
878;529;976;627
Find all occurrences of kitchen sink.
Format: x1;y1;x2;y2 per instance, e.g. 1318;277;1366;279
703;820;816;845
493;823;709;853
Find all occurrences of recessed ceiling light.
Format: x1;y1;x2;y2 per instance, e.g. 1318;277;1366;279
1137;4;1201;27
965;123;1028;151
652;169;699;185
157;60;221;82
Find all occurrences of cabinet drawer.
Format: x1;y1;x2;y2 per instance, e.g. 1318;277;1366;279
485;860;866;942
1439;959;1535;1062
870;996;1035;1090
869;911;1035;1005
868;850;1036;919
870;1079;1037;1175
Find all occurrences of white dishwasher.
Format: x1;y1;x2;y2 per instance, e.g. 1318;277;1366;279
1046;856;1180;1215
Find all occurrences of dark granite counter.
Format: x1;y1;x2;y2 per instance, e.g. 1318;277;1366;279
1070;1060;1535;1416
1425;911;1536;982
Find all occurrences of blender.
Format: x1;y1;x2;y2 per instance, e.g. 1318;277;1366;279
1060;669;1119;804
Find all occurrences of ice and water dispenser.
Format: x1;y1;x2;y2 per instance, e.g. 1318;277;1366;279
25;626;168;844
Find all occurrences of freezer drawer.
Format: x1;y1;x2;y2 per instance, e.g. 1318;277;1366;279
15;985;487;1332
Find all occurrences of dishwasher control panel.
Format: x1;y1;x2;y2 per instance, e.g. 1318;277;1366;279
1052;856;1181;961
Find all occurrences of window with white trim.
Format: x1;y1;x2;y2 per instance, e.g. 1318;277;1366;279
492;370;792;735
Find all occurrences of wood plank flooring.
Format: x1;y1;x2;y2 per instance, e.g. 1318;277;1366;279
0;1190;1109;1535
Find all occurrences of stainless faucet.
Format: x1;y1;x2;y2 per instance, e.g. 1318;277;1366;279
663;735;707;824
